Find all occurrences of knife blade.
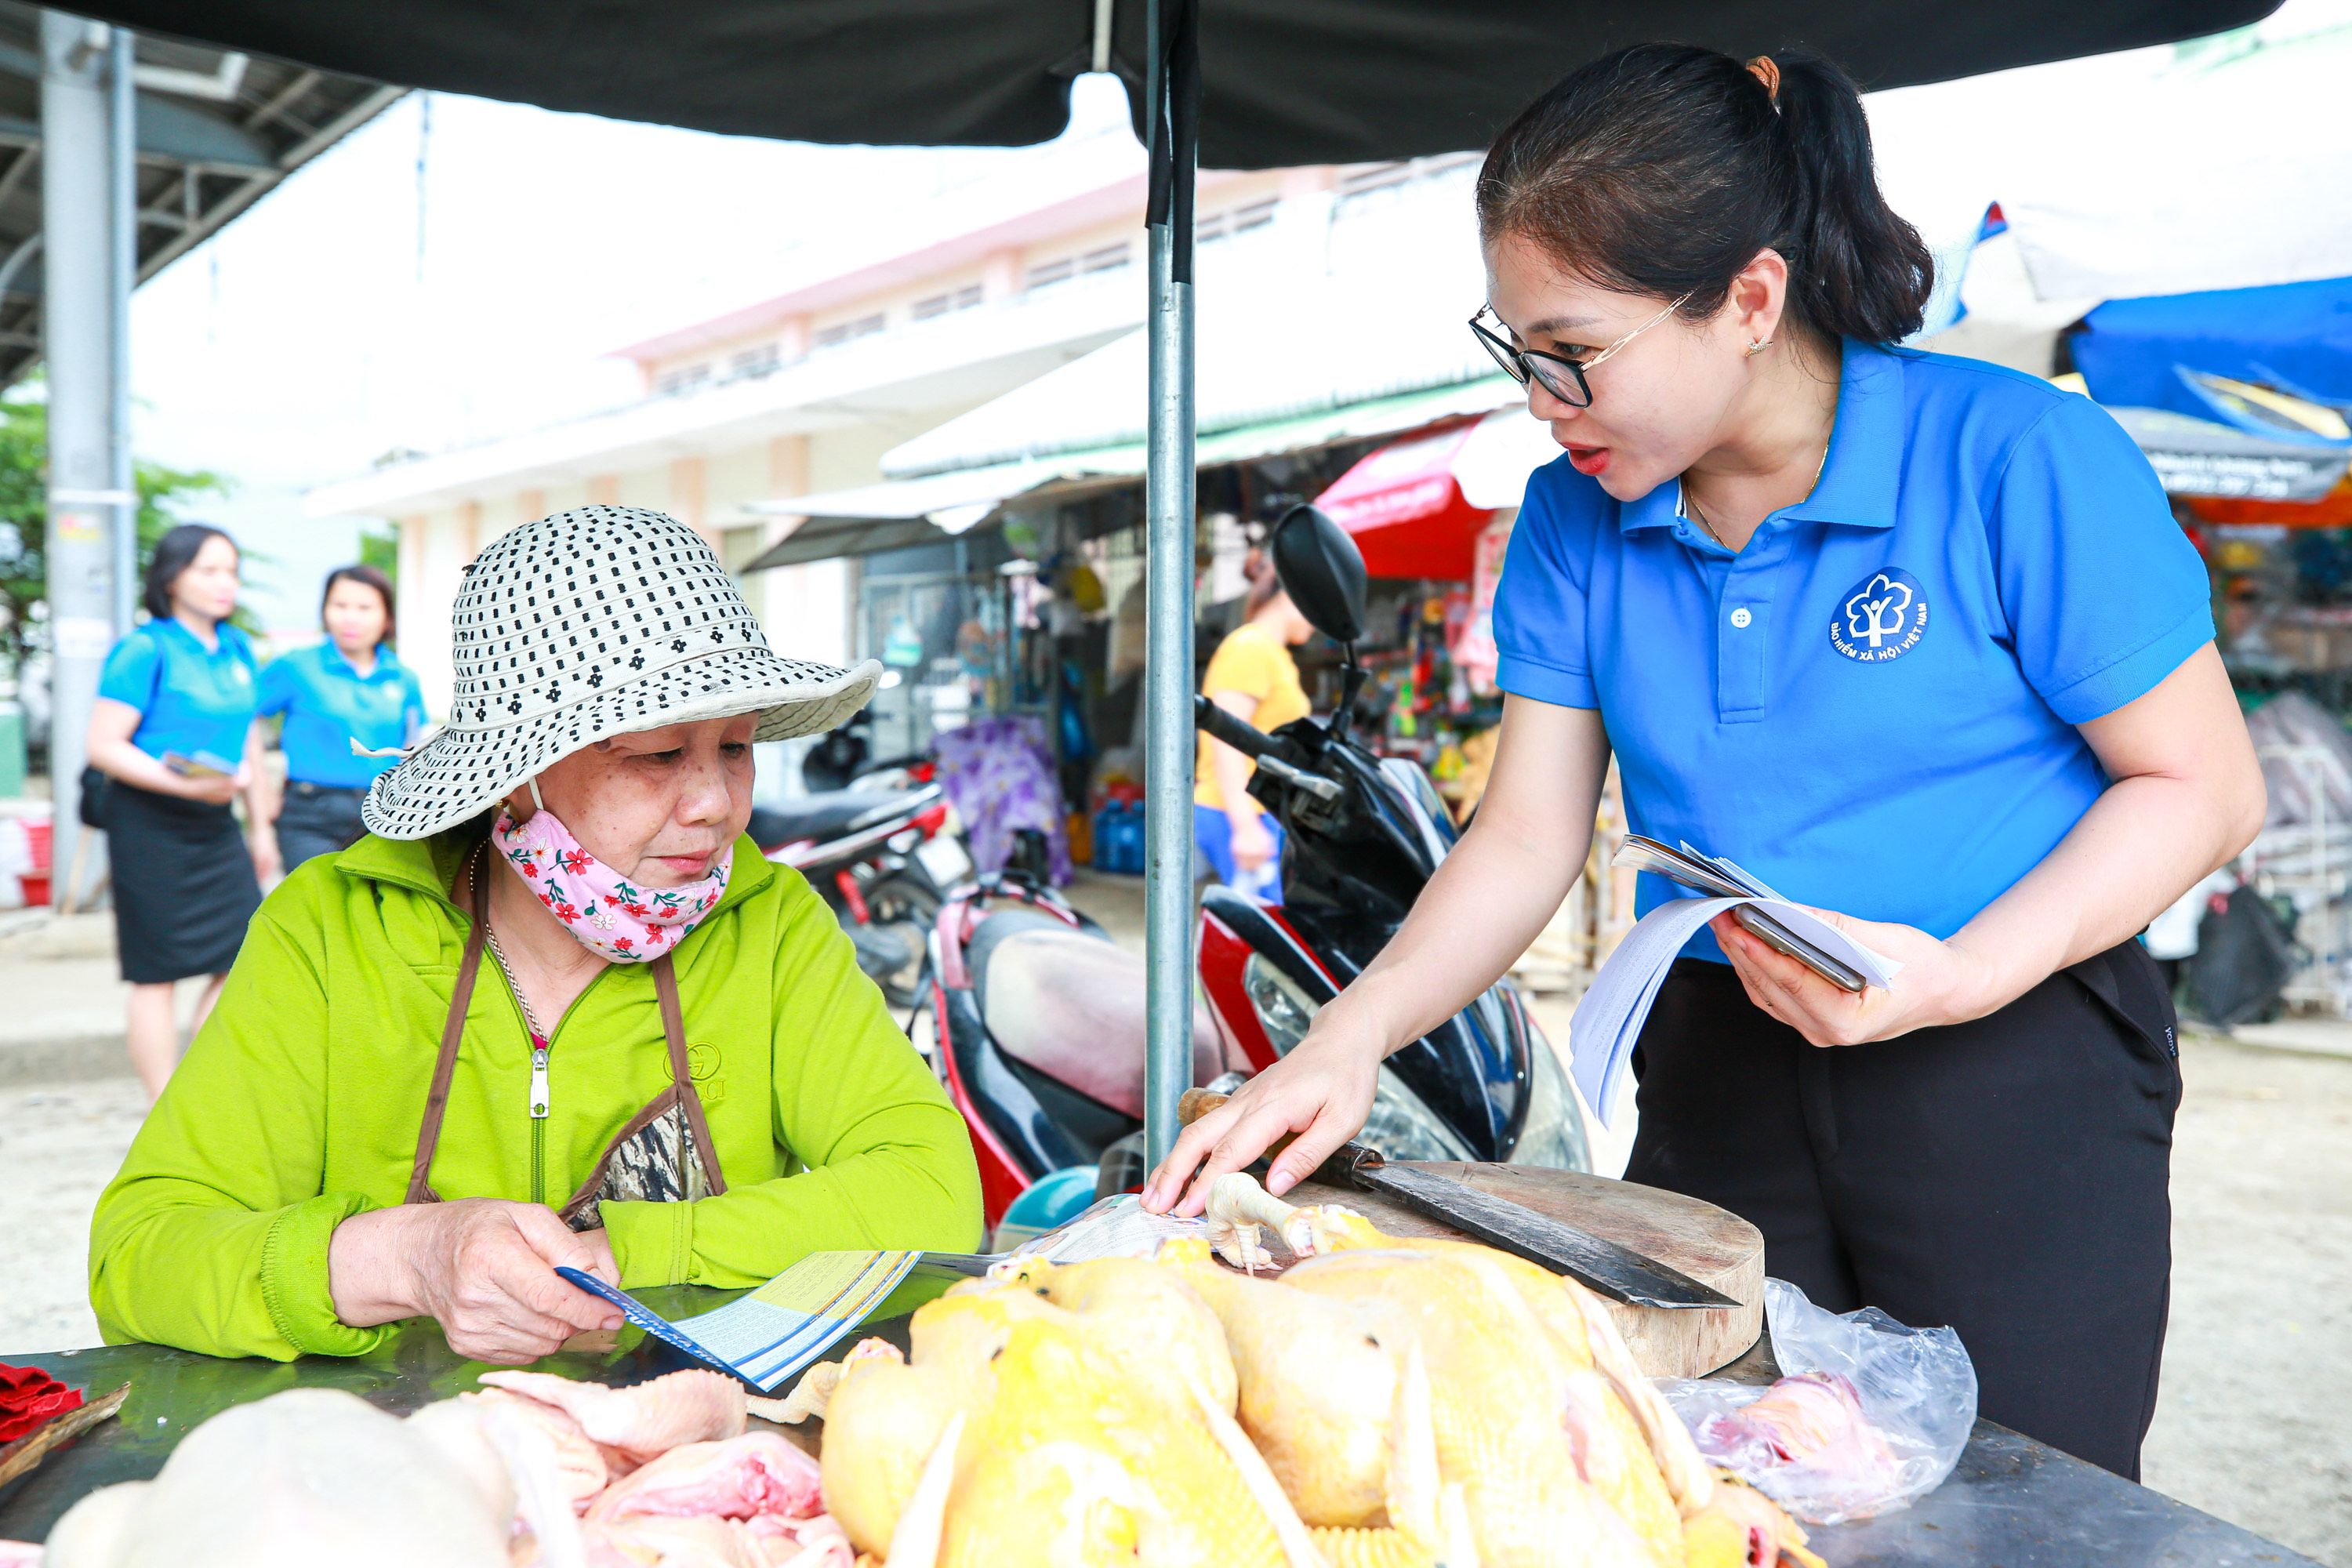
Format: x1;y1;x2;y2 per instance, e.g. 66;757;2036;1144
1176;1088;1739;1311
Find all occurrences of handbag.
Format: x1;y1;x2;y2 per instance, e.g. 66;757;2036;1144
77;764;110;829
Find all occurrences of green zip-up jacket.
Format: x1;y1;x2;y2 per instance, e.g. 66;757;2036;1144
89;828;983;1360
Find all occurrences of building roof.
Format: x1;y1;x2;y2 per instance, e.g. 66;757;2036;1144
0;3;398;389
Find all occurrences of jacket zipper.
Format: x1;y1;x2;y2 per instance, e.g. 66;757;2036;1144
529;1037;550;1206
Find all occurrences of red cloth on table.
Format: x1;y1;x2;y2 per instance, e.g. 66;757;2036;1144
0;1363;82;1444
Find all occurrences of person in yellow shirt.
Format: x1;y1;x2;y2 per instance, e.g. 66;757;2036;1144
1195;555;1315;894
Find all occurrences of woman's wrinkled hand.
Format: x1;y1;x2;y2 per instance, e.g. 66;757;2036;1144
1709;909;1998;1047
1141;1009;1385;1218
328;1200;623;1364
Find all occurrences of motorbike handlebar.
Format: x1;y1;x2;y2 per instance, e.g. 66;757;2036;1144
1192;694;1345;804
1192;692;1276;759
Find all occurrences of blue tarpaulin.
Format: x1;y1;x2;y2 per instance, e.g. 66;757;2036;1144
2071;275;2352;432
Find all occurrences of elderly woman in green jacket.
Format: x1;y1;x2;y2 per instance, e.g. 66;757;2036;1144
89;506;984;1364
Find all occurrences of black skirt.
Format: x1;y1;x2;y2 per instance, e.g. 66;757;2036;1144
104;780;263;984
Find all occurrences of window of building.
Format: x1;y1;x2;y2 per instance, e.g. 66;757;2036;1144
728;343;781;379
1023;257;1076;292
654;362;713;397
913;283;985;320
1334;153;1479;212
1229;199;1277;235
1080;242;1131;274
810;312;887;350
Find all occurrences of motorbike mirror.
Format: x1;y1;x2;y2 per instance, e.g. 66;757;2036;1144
1269;503;1367;648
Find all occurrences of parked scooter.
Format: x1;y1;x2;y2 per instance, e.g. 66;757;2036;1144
927;504;1592;1226
751;779;971;1008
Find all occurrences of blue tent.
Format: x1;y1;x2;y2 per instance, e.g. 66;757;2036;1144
2071;275;2352;437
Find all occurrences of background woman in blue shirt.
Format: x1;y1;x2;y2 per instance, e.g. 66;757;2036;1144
254;564;425;873
1150;45;2267;1479
85;524;274;1098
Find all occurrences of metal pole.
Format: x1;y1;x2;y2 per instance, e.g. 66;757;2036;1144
107;26;136;637
1141;0;1200;1167
42;11;129;905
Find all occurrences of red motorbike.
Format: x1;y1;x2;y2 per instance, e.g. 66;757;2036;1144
924;505;1592;1227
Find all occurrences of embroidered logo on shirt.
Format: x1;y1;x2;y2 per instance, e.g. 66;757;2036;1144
1829;568;1929;662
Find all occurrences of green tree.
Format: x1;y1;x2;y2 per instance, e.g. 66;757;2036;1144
0;386;229;673
357;524;398;582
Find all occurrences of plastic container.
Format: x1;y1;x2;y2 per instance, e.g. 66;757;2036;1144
21;815;51;907
989;1165;1103;1251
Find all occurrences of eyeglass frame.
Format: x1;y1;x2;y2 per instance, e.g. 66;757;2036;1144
1468;293;1693;408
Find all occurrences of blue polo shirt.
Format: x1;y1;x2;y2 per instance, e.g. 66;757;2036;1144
255;641;427;788
96;619;260;769
1494;339;2214;958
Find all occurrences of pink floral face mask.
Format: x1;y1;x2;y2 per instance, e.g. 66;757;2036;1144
491;797;730;964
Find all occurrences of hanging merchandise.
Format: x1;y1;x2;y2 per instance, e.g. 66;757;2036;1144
882;615;924;669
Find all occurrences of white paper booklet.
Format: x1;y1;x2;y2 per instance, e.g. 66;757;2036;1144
1568;838;1901;1129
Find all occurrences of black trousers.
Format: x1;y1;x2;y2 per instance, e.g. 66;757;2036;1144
1624;942;2181;1479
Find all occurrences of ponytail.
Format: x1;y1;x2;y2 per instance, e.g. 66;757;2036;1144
1770;53;1935;343
1476;43;1933;347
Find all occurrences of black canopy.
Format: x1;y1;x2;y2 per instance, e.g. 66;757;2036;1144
76;0;2275;168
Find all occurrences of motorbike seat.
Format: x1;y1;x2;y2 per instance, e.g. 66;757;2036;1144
750;788;918;847
967;908;1223;1119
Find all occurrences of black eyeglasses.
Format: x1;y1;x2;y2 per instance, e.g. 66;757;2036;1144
1468;296;1690;408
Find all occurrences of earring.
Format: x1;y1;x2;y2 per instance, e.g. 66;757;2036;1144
1745;338;1771;357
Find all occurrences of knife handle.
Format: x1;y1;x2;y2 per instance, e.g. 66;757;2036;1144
1176;1089;1385;1187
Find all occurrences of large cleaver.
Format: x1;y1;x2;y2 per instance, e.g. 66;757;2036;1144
1176;1089;1737;1311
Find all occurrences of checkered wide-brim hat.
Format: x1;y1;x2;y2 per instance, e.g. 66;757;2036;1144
363;506;880;840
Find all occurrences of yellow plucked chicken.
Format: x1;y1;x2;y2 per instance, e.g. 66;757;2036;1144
791;1174;1820;1568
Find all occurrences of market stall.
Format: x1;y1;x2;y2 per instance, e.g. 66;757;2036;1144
0;1269;2322;1567
9;0;2313;1559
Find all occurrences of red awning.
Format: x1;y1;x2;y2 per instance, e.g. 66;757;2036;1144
1313;408;1563;579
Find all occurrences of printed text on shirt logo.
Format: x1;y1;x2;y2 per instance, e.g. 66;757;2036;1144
1829;568;1929;662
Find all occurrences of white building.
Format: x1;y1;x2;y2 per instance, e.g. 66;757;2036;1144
303;134;1377;711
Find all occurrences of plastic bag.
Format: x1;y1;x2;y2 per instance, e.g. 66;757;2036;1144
1658;1279;1976;1524
999;1193;1218;1266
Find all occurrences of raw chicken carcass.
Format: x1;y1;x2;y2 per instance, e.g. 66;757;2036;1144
42;1388;511;1568
587;1432;824;1525
481;1369;747;1467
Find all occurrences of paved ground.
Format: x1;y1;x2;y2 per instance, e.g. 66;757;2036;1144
3;883;2347;1563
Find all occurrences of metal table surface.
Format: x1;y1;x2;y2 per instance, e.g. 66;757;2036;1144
0;1290;2323;1566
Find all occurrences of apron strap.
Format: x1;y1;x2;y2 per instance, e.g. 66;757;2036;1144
654;953;728;1197
407;846;491;1205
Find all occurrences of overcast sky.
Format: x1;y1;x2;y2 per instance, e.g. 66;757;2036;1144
125;3;2350;637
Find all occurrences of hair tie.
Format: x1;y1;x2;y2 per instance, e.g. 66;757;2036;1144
1747;55;1781;108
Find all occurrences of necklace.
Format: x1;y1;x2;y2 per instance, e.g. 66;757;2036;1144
1682;439;1831;551
474;847;547;1042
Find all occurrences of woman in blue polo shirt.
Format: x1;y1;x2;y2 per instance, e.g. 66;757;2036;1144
85;524;274;1098
1149;45;2266;1479
254;564;426;872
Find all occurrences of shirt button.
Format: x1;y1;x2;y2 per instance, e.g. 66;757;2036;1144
1730;607;1754;629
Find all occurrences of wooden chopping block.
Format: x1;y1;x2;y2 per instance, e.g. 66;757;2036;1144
1279;1161;1762;1380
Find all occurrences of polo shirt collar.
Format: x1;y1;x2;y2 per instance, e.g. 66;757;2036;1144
1618;336;1902;535
322;641;399;681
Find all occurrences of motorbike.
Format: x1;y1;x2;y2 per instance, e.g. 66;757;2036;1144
927;503;1592;1227
751;777;971;1009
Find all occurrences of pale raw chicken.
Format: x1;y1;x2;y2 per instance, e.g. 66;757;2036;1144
586;1432;824;1525
452;1387;612;1510
481;1369;748;1466
42;1389;510;1568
